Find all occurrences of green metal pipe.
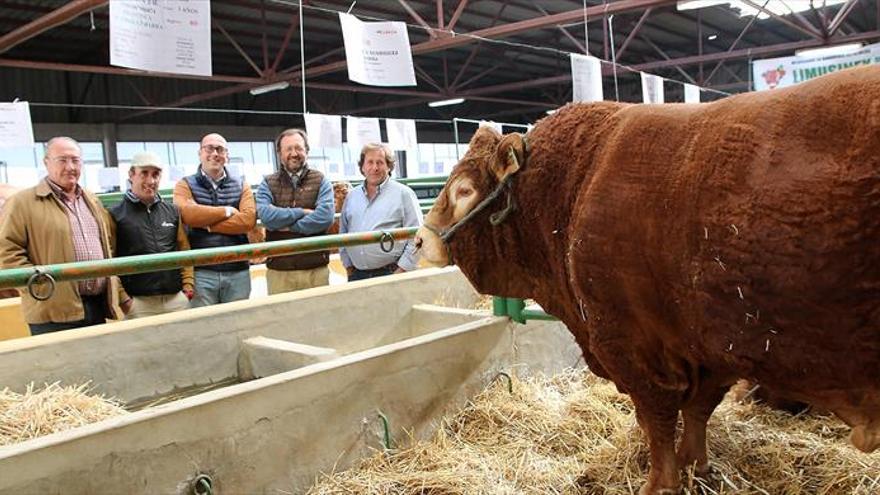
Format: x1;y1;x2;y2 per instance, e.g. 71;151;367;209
0;227;418;289
506;297;526;324
492;296;507;317
520;309;559;321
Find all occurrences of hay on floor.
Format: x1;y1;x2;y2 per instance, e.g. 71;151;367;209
308;369;880;495
0;382;127;446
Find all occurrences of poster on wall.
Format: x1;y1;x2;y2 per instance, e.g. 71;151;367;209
339;13;417;86
570;53;604;102
110;0;212;76
385;118;418;150
304;113;343;148
0;102;35;148
640;73;665;104
751;42;880;91
346;116;382;149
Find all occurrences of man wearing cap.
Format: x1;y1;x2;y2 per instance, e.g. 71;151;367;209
173;133;256;307
256;128;335;294
109;151;194;318
0;136;126;335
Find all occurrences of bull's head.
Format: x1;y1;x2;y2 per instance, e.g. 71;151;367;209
415;127;526;266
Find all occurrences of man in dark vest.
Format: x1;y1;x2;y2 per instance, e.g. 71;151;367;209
109;151;194;318
255;128;334;294
173;133;256;307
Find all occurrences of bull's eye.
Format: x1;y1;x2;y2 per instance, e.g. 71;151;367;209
457;188;473;198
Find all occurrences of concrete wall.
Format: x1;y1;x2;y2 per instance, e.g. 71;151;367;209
0;267;584;495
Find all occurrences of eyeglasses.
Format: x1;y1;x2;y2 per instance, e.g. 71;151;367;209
281;145;307;154
49;156;82;165
201;145;228;155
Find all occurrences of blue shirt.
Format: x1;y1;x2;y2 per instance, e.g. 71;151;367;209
255;173;335;235
339;177;423;271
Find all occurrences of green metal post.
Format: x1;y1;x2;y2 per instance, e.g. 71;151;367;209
506;297;526;324
492;296;507;317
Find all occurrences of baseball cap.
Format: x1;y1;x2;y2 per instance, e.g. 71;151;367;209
129;151;166;172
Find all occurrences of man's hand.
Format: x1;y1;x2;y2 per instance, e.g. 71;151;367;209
346;266;355;276
301;208;314;215
183;287;195;301
393;266;406;274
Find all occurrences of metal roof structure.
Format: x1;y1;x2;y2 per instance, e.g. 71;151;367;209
0;0;877;126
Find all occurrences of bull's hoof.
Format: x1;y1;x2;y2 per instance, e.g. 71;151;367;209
851;424;880;453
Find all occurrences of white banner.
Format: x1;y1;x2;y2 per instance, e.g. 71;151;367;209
0;102;34;148
303;113;342;148
570;53;604;103
110;0;212;76
339;13;416;87
684;83;701;104
752;42;880;91
385;118;418;150
346;117;382;150
479;121;504;134
641;73;665;104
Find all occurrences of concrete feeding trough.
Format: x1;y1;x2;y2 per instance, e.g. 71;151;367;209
0;267;582;494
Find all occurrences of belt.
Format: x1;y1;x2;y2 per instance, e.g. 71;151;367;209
355;263;398;274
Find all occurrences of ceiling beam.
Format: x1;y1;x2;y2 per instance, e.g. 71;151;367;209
0;0;107;55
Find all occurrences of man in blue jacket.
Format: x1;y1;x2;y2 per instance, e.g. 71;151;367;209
256;129;335;294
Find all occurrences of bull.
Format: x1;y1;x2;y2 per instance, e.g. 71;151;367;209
415;66;880;494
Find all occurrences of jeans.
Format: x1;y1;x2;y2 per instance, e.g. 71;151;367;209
348;264;397;281
29;294;108;336
191;268;251;308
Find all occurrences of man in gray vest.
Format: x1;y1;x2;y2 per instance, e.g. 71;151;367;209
173;133;256;306
256;129;335;294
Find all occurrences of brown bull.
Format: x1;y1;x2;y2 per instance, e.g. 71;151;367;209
416;66;880;494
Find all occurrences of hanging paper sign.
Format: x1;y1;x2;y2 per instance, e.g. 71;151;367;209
346;117;382;150
339;13;417;86
684;84;701;103
0;102;35;148
110;0;212;76
479;121;504;134
385;118;418;150
304;113;343;148
570;53;604;103
641;73;665;104
751;42;880;91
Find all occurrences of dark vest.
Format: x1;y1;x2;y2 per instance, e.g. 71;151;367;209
265;167;330;271
109;197;183;296
184;171;249;272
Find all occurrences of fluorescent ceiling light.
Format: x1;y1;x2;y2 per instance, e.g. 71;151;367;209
796;43;863;58
707;34;717;40
677;0;845;19
249;81;290;96
428;97;465;107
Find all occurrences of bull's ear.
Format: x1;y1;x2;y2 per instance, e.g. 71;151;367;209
491;133;524;181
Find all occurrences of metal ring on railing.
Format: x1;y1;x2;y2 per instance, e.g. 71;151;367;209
26;271;55;301
192;474;214;495
379;231;395;253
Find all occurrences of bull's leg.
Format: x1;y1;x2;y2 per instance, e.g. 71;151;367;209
677;382;728;476
632;396;681;495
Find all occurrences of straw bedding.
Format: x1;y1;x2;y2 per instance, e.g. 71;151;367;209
0;382;127;446
308;369;880;494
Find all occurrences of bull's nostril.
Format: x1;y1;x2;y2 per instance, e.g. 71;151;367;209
414;237;423;249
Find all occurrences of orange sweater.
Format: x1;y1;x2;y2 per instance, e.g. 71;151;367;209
172;179;256;235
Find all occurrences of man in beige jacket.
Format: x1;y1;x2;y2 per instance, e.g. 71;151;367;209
0;137;127;335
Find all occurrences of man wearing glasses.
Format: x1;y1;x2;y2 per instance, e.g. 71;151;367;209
173;133;256;307
0;136;127;335
255;129;335;294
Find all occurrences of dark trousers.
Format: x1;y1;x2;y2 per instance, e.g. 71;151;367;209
348;264;397;281
28;294;108;336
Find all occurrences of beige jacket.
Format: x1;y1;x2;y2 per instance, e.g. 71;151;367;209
0;179;125;324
